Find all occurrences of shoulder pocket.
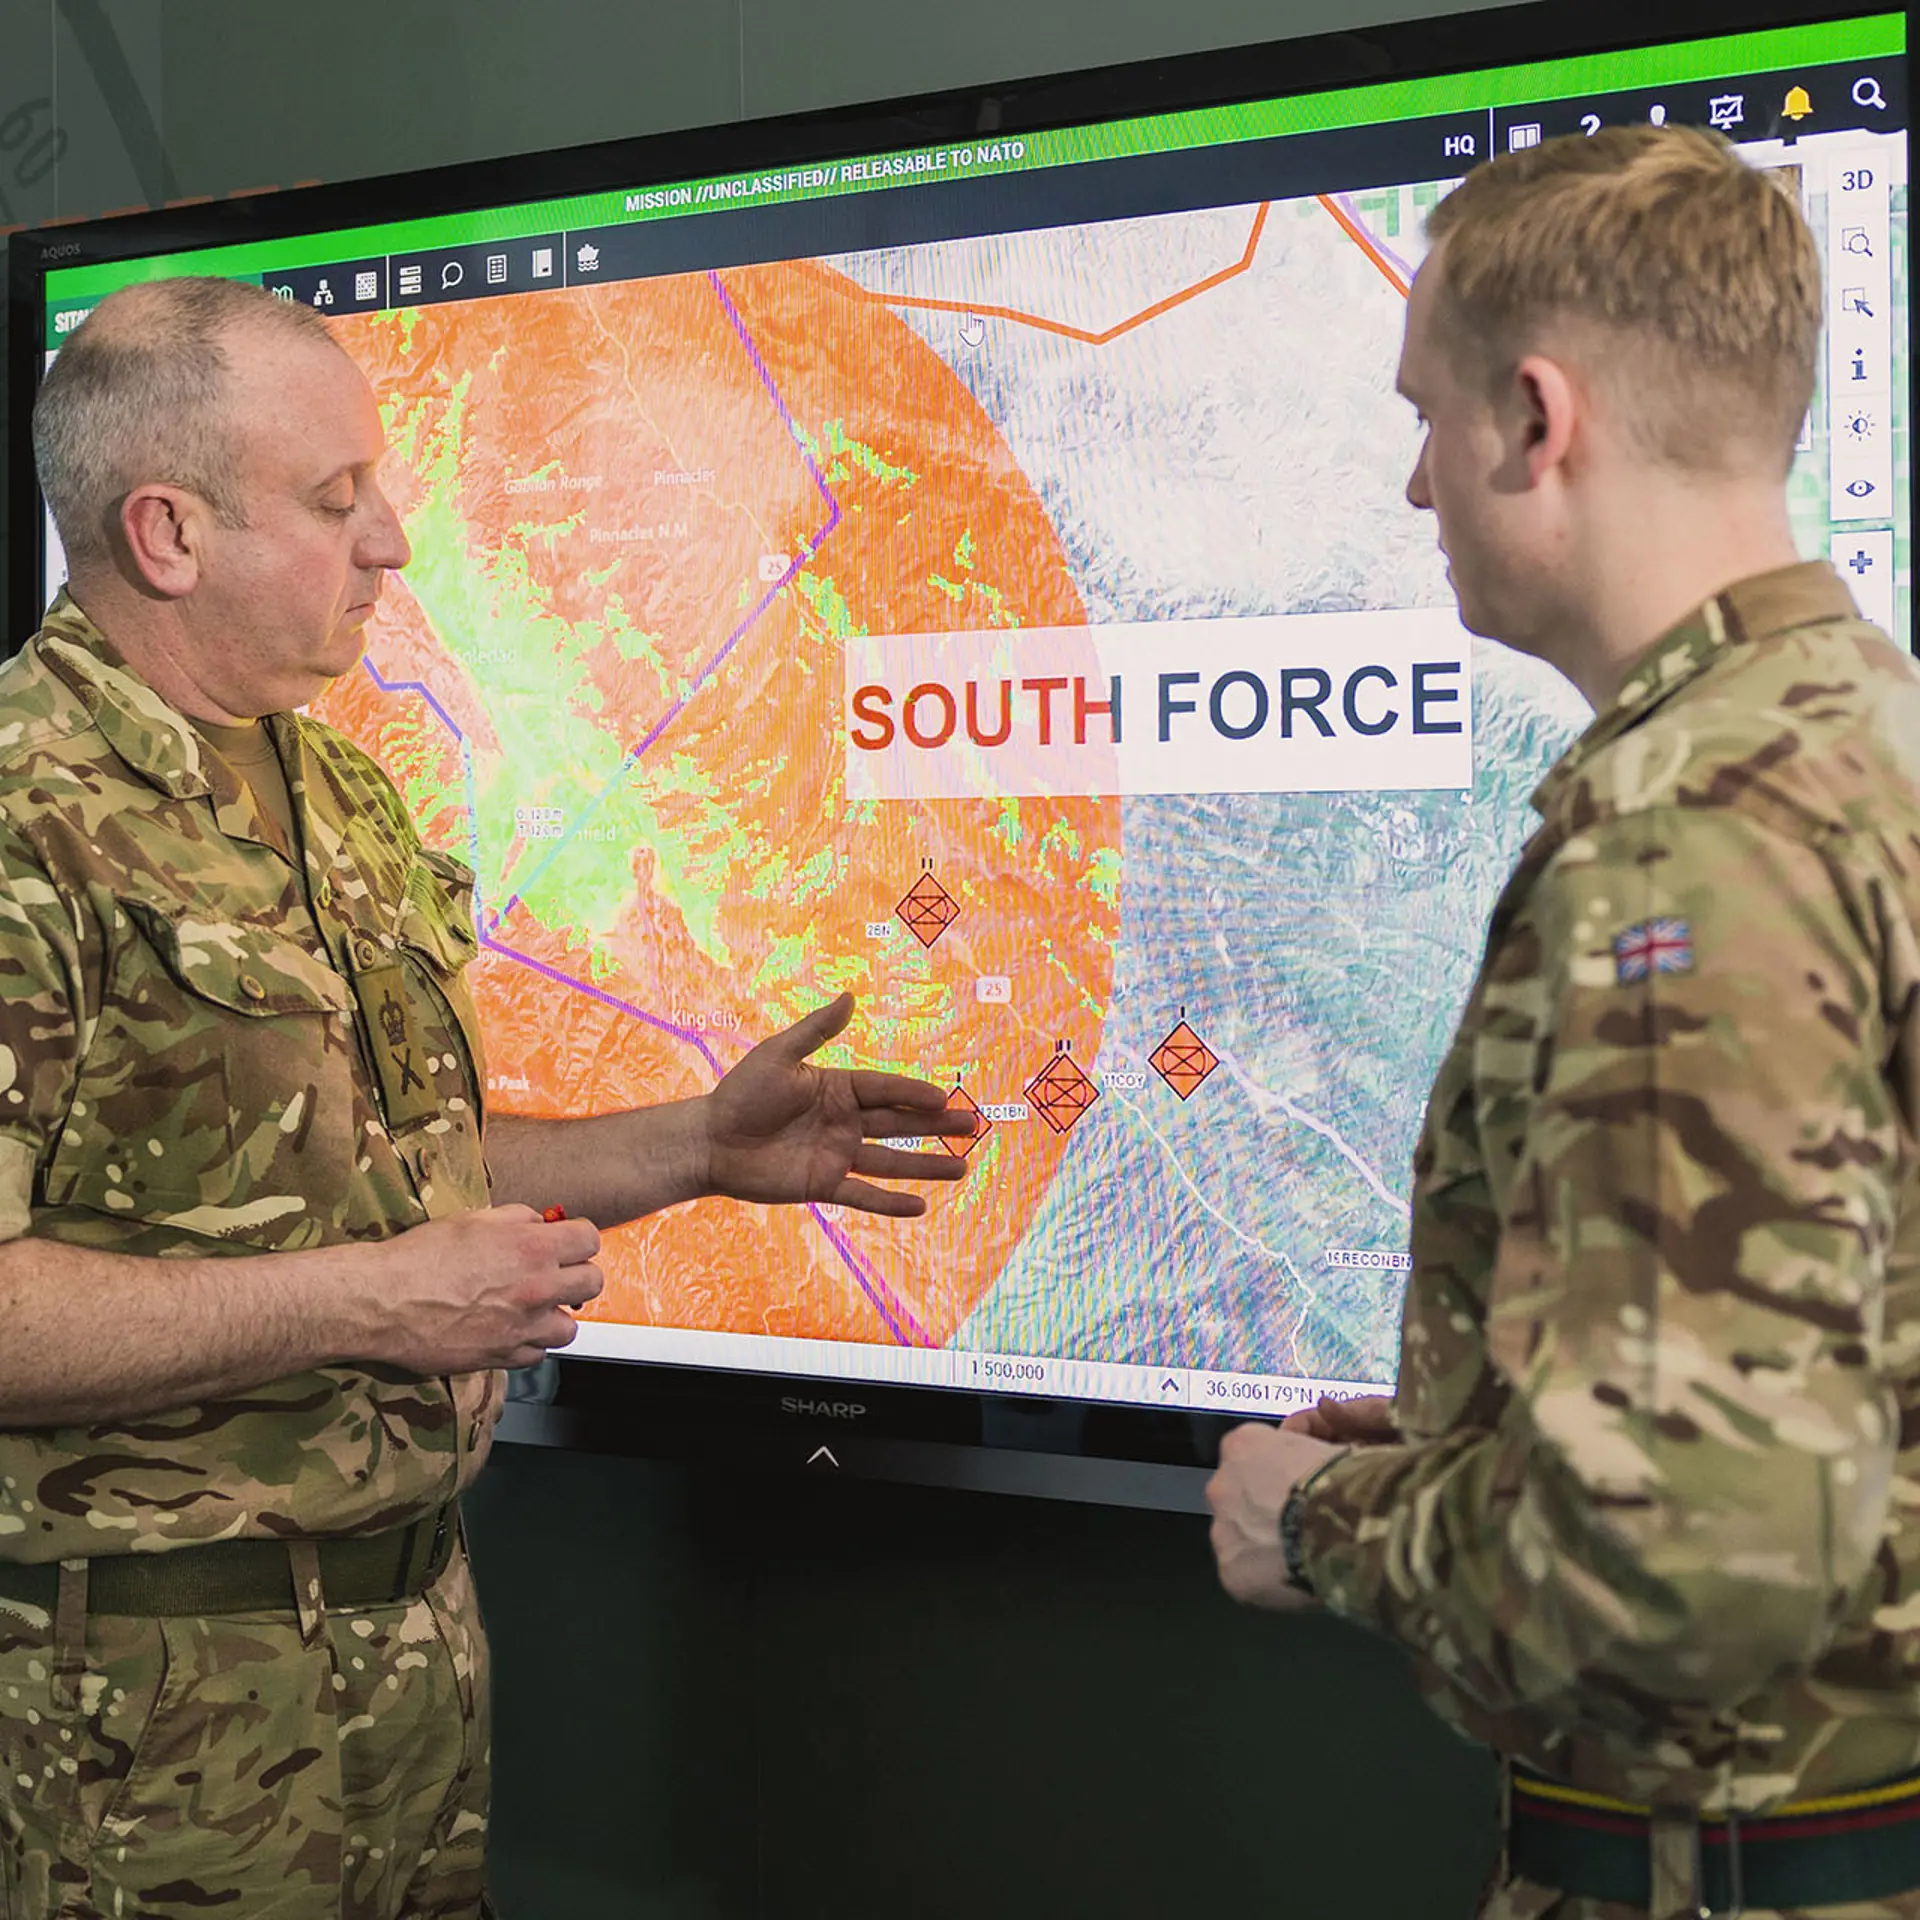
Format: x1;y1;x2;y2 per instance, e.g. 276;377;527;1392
401;848;479;974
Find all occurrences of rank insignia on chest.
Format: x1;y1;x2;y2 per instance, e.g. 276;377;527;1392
1613;917;1694;983
351;958;442;1129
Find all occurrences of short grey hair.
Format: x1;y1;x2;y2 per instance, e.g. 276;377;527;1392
32;277;338;573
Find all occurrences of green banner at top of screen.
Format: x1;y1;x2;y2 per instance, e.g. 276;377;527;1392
41;9;1907;331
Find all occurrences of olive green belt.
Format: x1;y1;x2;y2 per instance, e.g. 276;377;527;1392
0;1505;456;1616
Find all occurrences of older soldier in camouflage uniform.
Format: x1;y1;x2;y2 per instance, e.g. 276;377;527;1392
1208;125;1920;1920
0;279;975;1920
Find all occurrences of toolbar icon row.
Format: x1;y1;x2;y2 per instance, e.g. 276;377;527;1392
1504;68;1898;148
1826;145;1891;525
385;235;567;307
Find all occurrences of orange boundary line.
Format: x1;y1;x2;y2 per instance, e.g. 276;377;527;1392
1316;192;1411;299
855;202;1271;345
851;192;1409;345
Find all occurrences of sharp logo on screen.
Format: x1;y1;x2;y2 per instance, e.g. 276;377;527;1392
779;1397;869;1420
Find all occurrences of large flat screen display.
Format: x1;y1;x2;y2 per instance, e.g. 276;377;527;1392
9;0;1911;1497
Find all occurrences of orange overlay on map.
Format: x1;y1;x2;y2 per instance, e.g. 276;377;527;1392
315;260;1120;1348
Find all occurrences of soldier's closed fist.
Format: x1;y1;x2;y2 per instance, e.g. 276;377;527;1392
358;1205;604;1375
1207;1422;1342;1612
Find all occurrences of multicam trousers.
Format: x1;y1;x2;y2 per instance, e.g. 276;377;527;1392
0;1544;490;1920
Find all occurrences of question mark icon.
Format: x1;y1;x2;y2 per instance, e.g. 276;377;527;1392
1580;113;1602;136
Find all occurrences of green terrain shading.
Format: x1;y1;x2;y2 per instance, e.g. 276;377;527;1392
795;419;918;492
795;572;867;640
388;389;745;965
377;365;1116;1065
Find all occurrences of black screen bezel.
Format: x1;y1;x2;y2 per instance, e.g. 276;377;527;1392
5;0;1910;1507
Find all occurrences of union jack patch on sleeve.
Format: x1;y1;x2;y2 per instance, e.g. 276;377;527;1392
1613;917;1694;982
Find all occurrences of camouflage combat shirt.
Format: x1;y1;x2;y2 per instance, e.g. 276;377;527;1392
0;592;498;1564
1297;561;1920;1813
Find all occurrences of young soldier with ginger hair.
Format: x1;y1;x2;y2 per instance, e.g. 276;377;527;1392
1209;125;1920;1919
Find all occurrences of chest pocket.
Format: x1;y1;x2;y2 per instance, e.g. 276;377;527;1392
43;899;361;1248
1399;974;1524;1442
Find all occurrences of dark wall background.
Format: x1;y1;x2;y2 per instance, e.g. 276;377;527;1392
1;2;1510;1910
465;1445;1497;1919
0;0;1517;591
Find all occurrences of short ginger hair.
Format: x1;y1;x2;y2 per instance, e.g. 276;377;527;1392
1424;124;1821;475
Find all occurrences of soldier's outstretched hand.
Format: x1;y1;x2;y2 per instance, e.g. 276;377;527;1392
701;992;979;1217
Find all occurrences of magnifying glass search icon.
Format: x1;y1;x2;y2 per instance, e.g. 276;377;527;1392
1854;77;1887;111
